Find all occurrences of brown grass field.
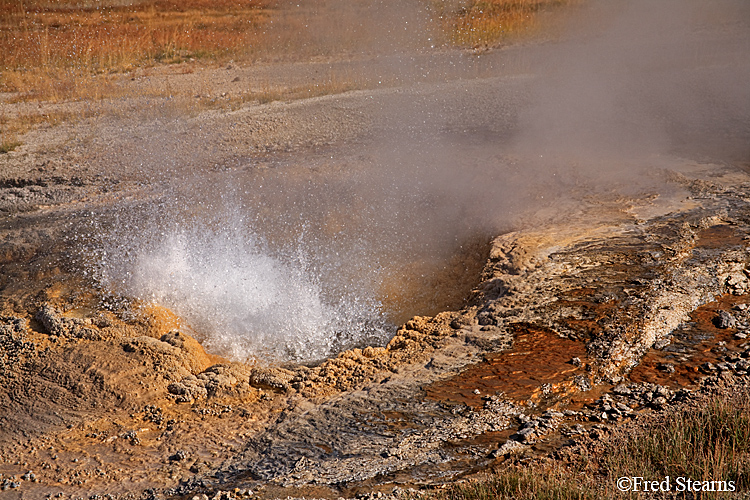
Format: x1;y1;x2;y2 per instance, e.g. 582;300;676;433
0;0;569;101
0;0;572;152
0;0;273;101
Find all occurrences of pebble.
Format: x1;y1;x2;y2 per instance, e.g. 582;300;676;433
653;338;671;349
701;362;717;373
613;383;632;395
490;439;527;457
657;363;675;373
714;310;736;329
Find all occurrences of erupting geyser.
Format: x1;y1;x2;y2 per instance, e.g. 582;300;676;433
89;0;749;365
94;195;391;364
128;225;388;363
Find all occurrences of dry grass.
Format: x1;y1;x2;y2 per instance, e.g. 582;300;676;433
414;467;597;500
604;389;750;498
0;0;273;100
407;386;750;500
0;0;571;100
431;0;577;48
0;138;22;154
0;109;78;154
0;0;572;145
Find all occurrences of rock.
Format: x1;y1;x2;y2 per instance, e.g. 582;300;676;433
515;427;538;442
657;363;675;373
124;336;180;357
249;366;294;393
574;375;592;392
613;383;632;395
490;439;527;457
169;363;254;401
160;330;187;349
650;397;668;409
653;338;671;349
168;376;209;402
542;410;564;419
616;402;633;415
713;310;736;329
122;430;140;446
35;305;102;340
701;362;717;373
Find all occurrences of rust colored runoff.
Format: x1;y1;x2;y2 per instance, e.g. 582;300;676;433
425;325;588;408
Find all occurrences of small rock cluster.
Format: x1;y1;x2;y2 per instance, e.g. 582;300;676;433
168;365;248;402
0;470;37;491
289;346;390;395
35;305;103;341
168;365;296;402
189;490;253;500
0;316;33;373
142;405;165;426
586;383;692;421
491;409;564;458
511;409;565;443
699;354;750;376
714;304;750;339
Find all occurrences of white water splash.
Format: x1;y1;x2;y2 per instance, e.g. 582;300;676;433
101;214;390;363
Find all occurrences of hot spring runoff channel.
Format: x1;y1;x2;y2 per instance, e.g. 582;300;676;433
87;153;491;364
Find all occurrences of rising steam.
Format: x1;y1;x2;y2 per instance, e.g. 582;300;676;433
92;0;749;363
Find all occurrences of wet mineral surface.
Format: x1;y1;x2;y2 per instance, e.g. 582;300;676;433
0;9;749;497
2;153;750;499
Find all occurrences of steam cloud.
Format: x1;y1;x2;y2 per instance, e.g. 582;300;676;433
513;0;750;175
95;0;750;362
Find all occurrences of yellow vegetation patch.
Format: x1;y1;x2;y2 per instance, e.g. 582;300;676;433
432;0;578;48
0;0;273;100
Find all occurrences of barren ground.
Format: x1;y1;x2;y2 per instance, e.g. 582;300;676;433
1;19;750;500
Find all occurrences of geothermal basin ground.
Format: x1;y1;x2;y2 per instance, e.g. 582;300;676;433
1;1;750;498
